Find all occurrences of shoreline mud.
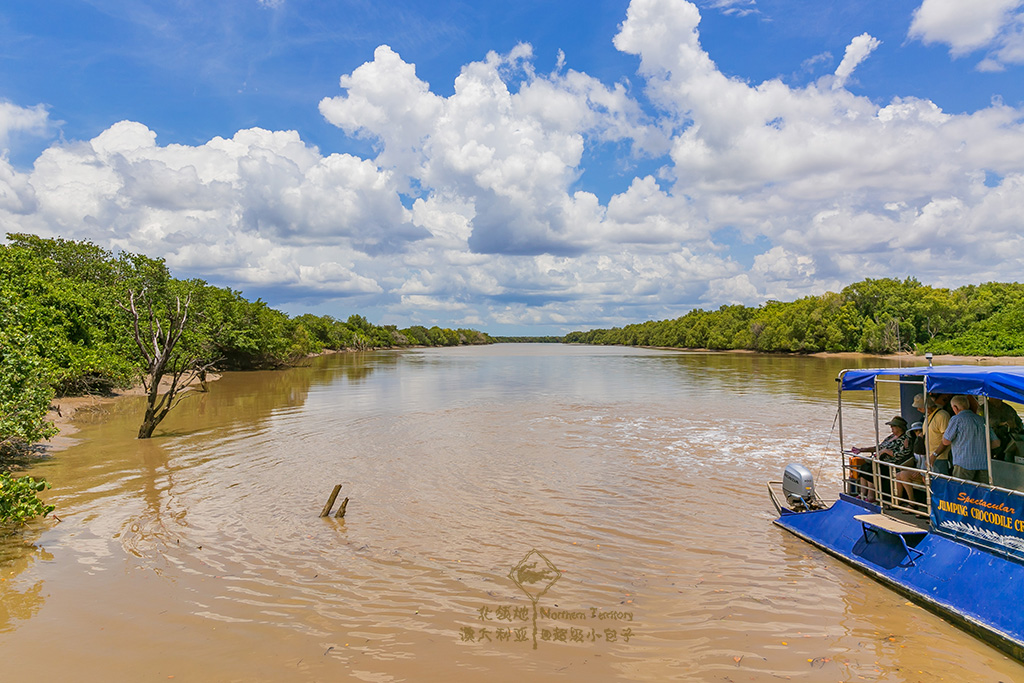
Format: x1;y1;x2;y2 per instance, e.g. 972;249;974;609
643;346;1024;365
44;373;222;452
37;347;391;453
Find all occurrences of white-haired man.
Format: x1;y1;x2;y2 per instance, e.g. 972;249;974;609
941;395;997;484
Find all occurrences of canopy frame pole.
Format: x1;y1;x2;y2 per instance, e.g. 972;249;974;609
923;377;932;512
872;380;882;504
985;397;994;485
838;371;859;498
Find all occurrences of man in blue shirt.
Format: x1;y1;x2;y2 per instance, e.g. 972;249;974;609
941;395;994;484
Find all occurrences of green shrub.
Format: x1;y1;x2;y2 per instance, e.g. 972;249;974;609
0;473;54;527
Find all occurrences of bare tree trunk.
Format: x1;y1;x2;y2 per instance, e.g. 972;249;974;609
884;317;902;353
121;289;202;439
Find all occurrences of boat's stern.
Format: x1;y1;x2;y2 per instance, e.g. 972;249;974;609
767;462;832;514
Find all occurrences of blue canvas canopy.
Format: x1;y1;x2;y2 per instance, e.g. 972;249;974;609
840;365;1024;404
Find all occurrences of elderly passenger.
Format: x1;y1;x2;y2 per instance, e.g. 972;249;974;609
851;416;913;503
941;395;998;484
987;397;1023;460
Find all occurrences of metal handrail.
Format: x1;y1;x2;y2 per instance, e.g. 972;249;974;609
843;452;930;518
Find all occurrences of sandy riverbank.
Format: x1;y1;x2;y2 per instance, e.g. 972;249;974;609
647;346;1024;365
811;351;1024;364
44;373;221;451
39;347;377;451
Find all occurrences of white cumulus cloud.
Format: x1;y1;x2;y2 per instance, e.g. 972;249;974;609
6;121;415;296
909;0;1024;69
0;101;52;149
832;33;881;90
320;42;664;257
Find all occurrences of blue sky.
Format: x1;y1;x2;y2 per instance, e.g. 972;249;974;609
2;0;1024;335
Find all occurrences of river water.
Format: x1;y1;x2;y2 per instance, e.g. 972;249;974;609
1;344;1021;682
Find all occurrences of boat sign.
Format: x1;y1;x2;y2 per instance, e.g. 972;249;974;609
931;476;1024;560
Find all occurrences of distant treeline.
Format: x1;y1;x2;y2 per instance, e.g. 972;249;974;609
564;278;1024;357
0;234;490;450
491;336;565;343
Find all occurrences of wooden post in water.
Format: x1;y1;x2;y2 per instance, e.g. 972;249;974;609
335;497;349;519
320;485;342;517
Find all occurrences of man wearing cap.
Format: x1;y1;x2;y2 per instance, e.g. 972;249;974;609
942;395;995;484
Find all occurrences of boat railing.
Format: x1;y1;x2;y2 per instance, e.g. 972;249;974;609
843;452;930;518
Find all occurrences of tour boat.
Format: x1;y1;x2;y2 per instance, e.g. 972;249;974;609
768;365;1024;661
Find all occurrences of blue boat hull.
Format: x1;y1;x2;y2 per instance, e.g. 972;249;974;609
775;493;1024;661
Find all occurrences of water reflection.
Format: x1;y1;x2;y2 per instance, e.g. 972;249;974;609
0;530;52;633
293;349;393;387
645;351;902;404
118;438;186;562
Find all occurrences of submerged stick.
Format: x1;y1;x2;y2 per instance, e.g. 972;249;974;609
320;485;342;517
335;497;349;519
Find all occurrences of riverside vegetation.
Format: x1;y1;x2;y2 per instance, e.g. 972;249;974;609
0;233;490;525
565;278;1024;357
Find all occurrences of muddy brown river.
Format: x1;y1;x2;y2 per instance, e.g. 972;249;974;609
1;345;1022;681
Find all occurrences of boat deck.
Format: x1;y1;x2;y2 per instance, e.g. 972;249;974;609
775;494;1024;662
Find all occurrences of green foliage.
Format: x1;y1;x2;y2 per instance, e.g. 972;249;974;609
565;278;1024;357
0;241;136;394
928;297;1024;356
0;331;57;449
190;286;295;368
403;325;430;345
0;473;54;527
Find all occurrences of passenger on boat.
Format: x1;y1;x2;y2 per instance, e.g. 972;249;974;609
851;416;913;502
987;397;1024;460
895;421;927;502
924;397;952;475
851;416;911;458
942;395;998;484
988;397;1023;430
912;393;925;423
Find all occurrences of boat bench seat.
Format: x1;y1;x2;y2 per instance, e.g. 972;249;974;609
854;513;927;566
854;514;927;535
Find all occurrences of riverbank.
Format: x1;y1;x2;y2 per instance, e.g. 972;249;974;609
645;345;1024;365
39;346;395;452
44;372;222;451
812;351;1024;364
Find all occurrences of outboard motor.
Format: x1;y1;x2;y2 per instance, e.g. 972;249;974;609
783;463;821;511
